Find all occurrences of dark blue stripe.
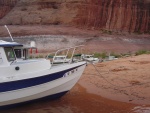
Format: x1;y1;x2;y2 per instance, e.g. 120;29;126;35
0;91;68;109
0;44;23;47
0;64;85;92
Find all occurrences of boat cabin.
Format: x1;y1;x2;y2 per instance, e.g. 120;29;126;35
0;40;23;66
0;40;51;77
14;46;37;60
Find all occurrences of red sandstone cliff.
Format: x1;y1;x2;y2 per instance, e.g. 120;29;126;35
0;0;149;33
74;0;150;33
0;0;19;19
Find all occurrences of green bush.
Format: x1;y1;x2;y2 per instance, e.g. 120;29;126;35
135;50;150;56
110;52;122;58
102;52;107;58
94;52;107;58
94;53;101;58
98;52;107;58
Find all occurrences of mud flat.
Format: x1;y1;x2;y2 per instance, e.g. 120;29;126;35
1;54;150;113
0;25;150;53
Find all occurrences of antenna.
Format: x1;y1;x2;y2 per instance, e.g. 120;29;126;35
4;25;14;41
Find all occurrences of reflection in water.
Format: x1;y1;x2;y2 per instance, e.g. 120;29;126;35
132;106;150;113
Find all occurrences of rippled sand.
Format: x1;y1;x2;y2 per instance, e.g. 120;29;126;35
1;54;150;113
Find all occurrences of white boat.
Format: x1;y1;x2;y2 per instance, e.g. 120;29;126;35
81;54;99;64
0;40;86;108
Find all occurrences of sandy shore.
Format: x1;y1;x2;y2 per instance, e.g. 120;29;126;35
80;54;150;105
1;54;150;113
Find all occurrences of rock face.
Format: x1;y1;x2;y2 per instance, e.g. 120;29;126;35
74;0;150;33
0;0;79;25
0;0;149;33
0;0;19;19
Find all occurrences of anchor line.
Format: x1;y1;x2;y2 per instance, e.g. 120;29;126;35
85;60;150;89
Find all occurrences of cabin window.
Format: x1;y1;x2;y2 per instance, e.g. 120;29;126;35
14;49;22;58
4;47;16;62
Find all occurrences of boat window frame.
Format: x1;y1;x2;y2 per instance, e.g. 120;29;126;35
14;49;22;59
0;52;2;64
4;47;16;62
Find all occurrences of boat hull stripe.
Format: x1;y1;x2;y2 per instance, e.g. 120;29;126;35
0;64;85;93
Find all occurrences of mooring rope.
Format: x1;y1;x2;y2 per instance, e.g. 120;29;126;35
85;59;150;89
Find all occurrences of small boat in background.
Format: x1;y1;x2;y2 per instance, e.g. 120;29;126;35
81;54;99;64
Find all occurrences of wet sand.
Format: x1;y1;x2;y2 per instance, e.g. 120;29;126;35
81;54;150;105
1;54;150;113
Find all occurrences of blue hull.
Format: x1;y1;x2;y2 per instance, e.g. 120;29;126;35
0;91;68;110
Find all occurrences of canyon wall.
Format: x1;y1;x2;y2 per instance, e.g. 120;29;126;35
0;0;149;33
74;0;150;33
0;0;19;19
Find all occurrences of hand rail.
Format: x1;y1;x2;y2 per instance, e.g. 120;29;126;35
46;45;84;66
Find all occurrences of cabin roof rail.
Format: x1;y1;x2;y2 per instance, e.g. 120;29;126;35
47;45;84;66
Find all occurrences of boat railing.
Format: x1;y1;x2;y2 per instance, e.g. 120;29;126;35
46;45;84;66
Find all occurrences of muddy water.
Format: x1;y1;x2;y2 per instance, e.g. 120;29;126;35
0;83;147;113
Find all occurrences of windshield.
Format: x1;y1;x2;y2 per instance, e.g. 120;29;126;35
4;47;16;62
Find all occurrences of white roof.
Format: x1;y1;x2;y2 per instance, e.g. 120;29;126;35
0;40;23;47
14;45;37;49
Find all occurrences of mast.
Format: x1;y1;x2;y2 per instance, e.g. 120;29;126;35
4;25;14;42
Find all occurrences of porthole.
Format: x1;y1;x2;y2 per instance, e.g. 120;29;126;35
71;70;74;73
